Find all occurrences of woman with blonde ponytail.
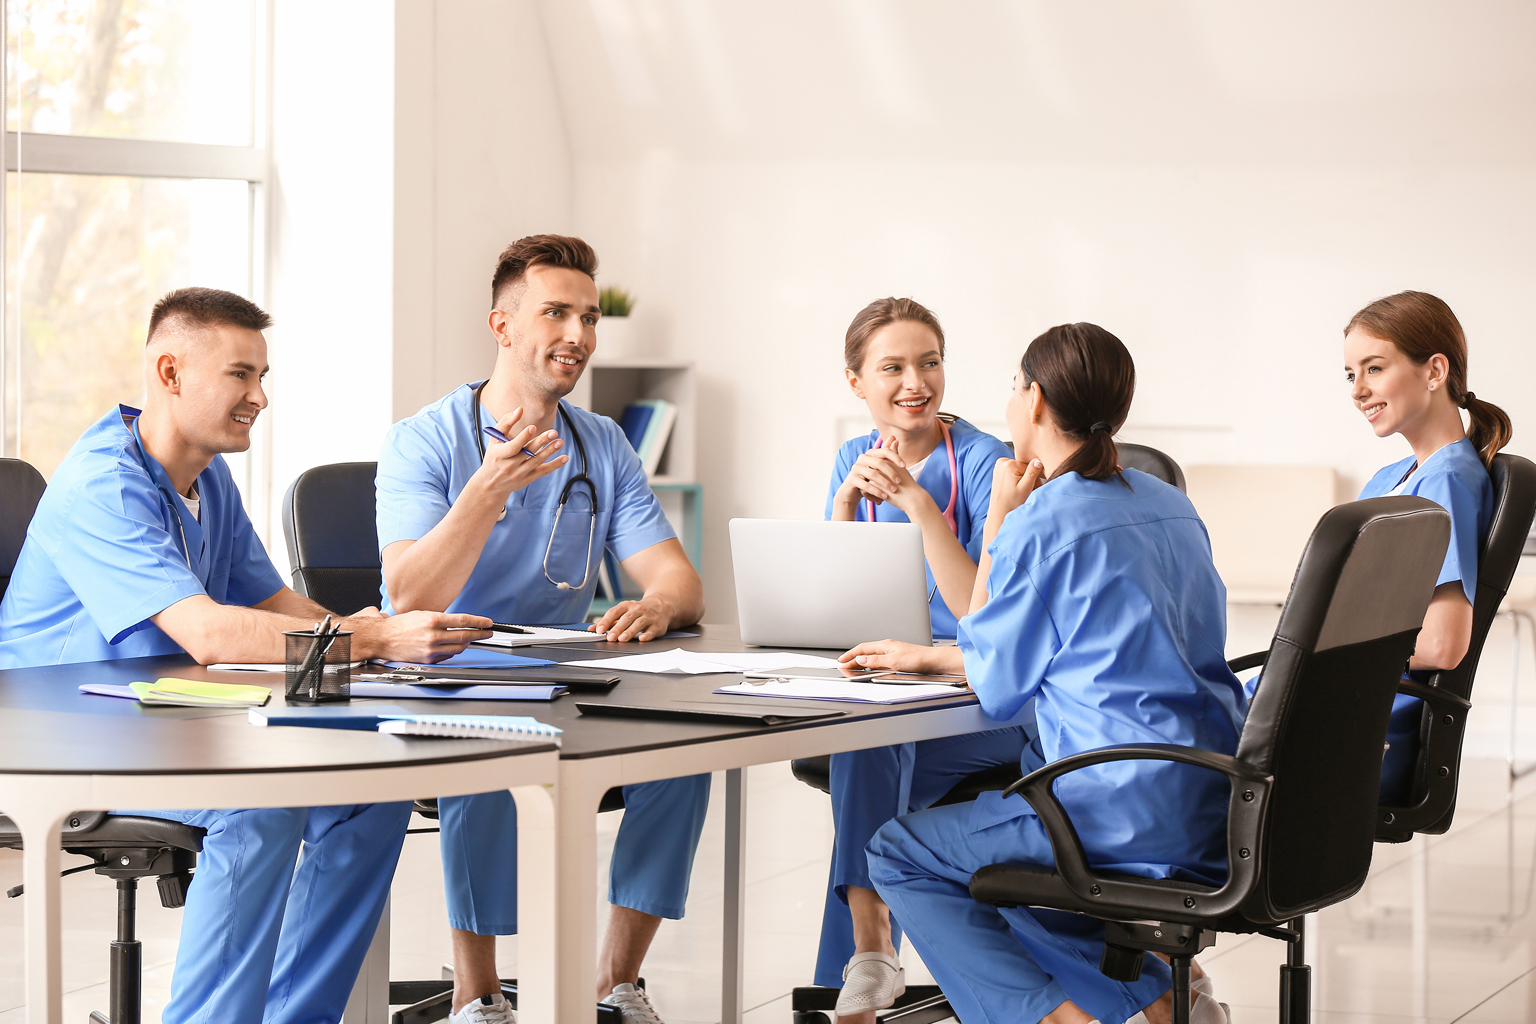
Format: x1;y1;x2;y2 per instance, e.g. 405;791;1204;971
1341;290;1512;802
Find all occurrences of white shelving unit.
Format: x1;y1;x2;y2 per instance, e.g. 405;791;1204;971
567;358;696;484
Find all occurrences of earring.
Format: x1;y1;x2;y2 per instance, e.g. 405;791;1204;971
1428;383;1436;391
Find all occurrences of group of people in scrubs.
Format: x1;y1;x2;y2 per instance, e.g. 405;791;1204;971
0;219;1513;1024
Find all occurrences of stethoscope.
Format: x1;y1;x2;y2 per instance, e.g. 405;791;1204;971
128;415;194;569
863;416;959;533
471;382;599;591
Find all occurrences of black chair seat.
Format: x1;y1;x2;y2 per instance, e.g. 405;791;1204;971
970;862;1217;917
413;788;627;819
0;813;205;853
790;755;1024;808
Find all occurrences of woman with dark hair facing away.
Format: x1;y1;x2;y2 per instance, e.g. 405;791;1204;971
816;297;1029;1020
1336;291;1511;803
843;324;1244;1024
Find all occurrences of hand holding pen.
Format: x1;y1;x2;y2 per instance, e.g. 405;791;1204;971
475;406;569;499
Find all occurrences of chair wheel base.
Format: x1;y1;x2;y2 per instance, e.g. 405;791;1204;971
791;985;952;1024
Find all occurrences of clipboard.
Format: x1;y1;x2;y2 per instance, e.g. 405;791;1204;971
574;701;845;727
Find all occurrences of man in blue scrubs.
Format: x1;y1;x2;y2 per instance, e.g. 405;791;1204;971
0;287;494;1024
377;235;707;1024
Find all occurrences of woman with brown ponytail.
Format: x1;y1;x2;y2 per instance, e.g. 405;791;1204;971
1340;290;1513;802
843;324;1244;1024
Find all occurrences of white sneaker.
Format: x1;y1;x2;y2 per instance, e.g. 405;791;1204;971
835;951;905;1016
1124;990;1228;1024
600;982;665;1024
449;992;515;1024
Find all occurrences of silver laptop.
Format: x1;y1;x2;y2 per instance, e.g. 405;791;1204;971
728;519;933;649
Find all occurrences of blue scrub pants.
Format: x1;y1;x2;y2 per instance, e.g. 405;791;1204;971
439;773;711;933
814;727;1031;987
116;802;412;1024
1381;692;1422;805
867;804;1172;1024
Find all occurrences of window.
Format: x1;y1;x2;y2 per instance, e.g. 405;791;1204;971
1;0;268;499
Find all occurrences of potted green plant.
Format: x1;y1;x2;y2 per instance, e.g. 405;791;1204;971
599;286;638;358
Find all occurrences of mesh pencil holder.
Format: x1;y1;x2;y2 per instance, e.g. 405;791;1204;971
283;630;353;704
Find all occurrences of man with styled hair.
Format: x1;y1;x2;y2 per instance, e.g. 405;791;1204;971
377;234;707;1024
0;286;494;1024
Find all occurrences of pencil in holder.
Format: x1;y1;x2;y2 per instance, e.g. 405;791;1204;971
283;630;353;704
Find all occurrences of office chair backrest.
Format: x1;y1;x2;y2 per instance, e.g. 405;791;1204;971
1429;454;1536;703
1117;442;1186;492
0;458;46;605
282;462;383;616
1002;440;1187;493
1378;452;1536;837
1236;495;1450;924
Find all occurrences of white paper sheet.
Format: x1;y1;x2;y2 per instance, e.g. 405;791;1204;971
714;679;963;704
561;648;843;675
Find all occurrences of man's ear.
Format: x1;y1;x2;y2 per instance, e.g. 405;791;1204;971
153;351;181;395
488;308;514;349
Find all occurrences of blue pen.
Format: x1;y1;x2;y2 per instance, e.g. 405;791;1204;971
483;425;543;459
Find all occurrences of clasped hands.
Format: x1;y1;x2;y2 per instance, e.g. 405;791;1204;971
833;437;931;519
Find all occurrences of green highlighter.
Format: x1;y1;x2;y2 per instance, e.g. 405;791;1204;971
130;677;272;707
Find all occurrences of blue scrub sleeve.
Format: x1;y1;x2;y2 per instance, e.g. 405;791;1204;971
35;468;210;644
959;442;1005;560
605;422;677;561
1413;471;1483;606
222;487;286;607
957;540;1060;720
376;419;456;549
824;446;855;520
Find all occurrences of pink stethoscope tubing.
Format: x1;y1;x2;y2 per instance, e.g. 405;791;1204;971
863;417;959;535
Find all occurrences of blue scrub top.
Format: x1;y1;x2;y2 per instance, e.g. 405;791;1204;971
824;417;1011;637
1358;437;1491;605
958;468;1246;884
376;384;676;623
0;405;285;669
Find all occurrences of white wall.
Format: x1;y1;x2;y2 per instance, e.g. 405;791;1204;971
536;1;1536;621
265;1;396;541
387;1;1536;622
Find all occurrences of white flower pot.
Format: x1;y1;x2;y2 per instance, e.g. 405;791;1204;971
598;316;638;360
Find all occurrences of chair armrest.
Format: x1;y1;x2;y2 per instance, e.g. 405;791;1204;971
1002;743;1271;911
1395;678;1471;711
1227;650;1269;673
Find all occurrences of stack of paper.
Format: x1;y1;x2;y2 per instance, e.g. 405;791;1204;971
562;649;843;675
129;678;272;707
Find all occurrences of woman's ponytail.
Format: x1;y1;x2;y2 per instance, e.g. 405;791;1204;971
1464;392;1513;469
1345;291;1512;470
1020;325;1135;486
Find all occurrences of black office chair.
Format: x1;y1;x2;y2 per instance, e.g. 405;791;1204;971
0;458;46;605
1226;454;1536;843
283;462;625;1023
966;494;1451;1024
283;461;390;615
790;445;1189;1022
0;457;207;1024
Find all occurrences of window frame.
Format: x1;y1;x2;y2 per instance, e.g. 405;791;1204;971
0;0;275;528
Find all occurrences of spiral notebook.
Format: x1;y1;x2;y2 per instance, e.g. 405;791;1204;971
377;713;563;744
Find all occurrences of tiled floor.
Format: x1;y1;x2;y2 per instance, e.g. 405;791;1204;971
6;603;1536;1023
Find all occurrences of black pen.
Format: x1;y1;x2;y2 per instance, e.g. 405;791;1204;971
491;623;533;634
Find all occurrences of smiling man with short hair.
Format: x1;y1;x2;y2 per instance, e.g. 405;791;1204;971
377;235;707;1024
0;286;493;1024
